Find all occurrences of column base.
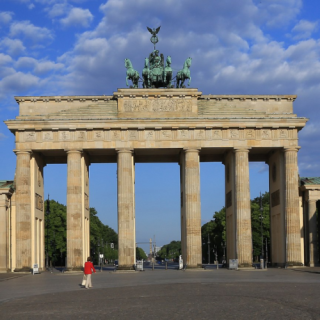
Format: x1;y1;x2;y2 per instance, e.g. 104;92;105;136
118;265;135;270
238;263;253;268
309;263;320;267
14;267;31;273
271;263;286;268
286;261;304;267
186;264;203;269
65;267;83;272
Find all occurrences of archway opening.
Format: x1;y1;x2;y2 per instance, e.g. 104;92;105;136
249;162;270;264
44;164;67;268
135;163;180;261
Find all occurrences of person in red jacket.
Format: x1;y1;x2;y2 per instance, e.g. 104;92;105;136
84;257;96;289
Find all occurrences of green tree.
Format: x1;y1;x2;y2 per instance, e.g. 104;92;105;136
90;207;118;264
136;247;147;260
157;241;181;260
201;207;226;263
44;200;118;266
251;192;270;260
45;199;67;266
201;192;270;263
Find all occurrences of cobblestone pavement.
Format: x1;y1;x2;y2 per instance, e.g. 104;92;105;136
0;267;319;319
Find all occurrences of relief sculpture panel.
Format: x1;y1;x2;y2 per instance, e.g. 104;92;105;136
59;131;70;141
25;131;36;141
43;132;53;141
123;98;192;112
35;193;43;211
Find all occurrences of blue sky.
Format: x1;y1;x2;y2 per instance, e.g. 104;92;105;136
1;0;320;252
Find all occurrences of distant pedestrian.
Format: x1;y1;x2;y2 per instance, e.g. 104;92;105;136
84;257;96;289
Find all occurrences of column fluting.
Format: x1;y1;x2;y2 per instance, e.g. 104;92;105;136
14;150;32;271
66;150;83;270
234;148;252;267
183;148;202;268
117;149;135;270
308;199;318;267
284;147;302;266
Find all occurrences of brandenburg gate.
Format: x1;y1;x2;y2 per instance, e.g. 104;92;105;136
4;88;309;271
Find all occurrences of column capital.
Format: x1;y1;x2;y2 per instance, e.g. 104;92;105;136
65;149;82;154
233;147;251;153
183;148;201;154
13;149;32;155
283;146;301;153
116;148;133;154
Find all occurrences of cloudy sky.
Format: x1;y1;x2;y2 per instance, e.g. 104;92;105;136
1;0;320;251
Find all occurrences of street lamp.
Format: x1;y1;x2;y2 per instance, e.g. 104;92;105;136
45;194;50;270
100;239;104;272
259;192;264;267
207;234;211;264
265;238;268;268
221;242;226;265
51;231;56;268
213;246;218;269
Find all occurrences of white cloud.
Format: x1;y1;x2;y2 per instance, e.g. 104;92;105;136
9;21;53;43
0;53;13;66
0;72;39;93
46;3;72;18
28;3;35;9
0;11;14;24
292;20;318;39
60;7;93;28
0;38;25;56
257;0;303;27
15;57;64;75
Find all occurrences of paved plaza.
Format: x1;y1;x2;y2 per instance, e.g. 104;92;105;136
0;266;320;319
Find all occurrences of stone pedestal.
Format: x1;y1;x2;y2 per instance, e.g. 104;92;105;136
308;200;319;267
181;149;202;268
117;149;135;270
284;147;302;266
14;151;32;271
234;148;252;267
66;150;83;270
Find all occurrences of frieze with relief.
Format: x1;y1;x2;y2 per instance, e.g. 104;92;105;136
31;128;297;143
123;98;192;112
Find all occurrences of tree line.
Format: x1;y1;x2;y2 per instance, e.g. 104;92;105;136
156;192;270;263
45;199;118;265
201;191;270;263
46;191;270;266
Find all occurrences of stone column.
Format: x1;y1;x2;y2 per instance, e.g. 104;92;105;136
234;148;252;267
179;152;186;265
308;199;319;267
182;149;202;268
0;194;8;272
66;150;83;270
15;150;32;271
284;147;302;266
117;149;135;270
